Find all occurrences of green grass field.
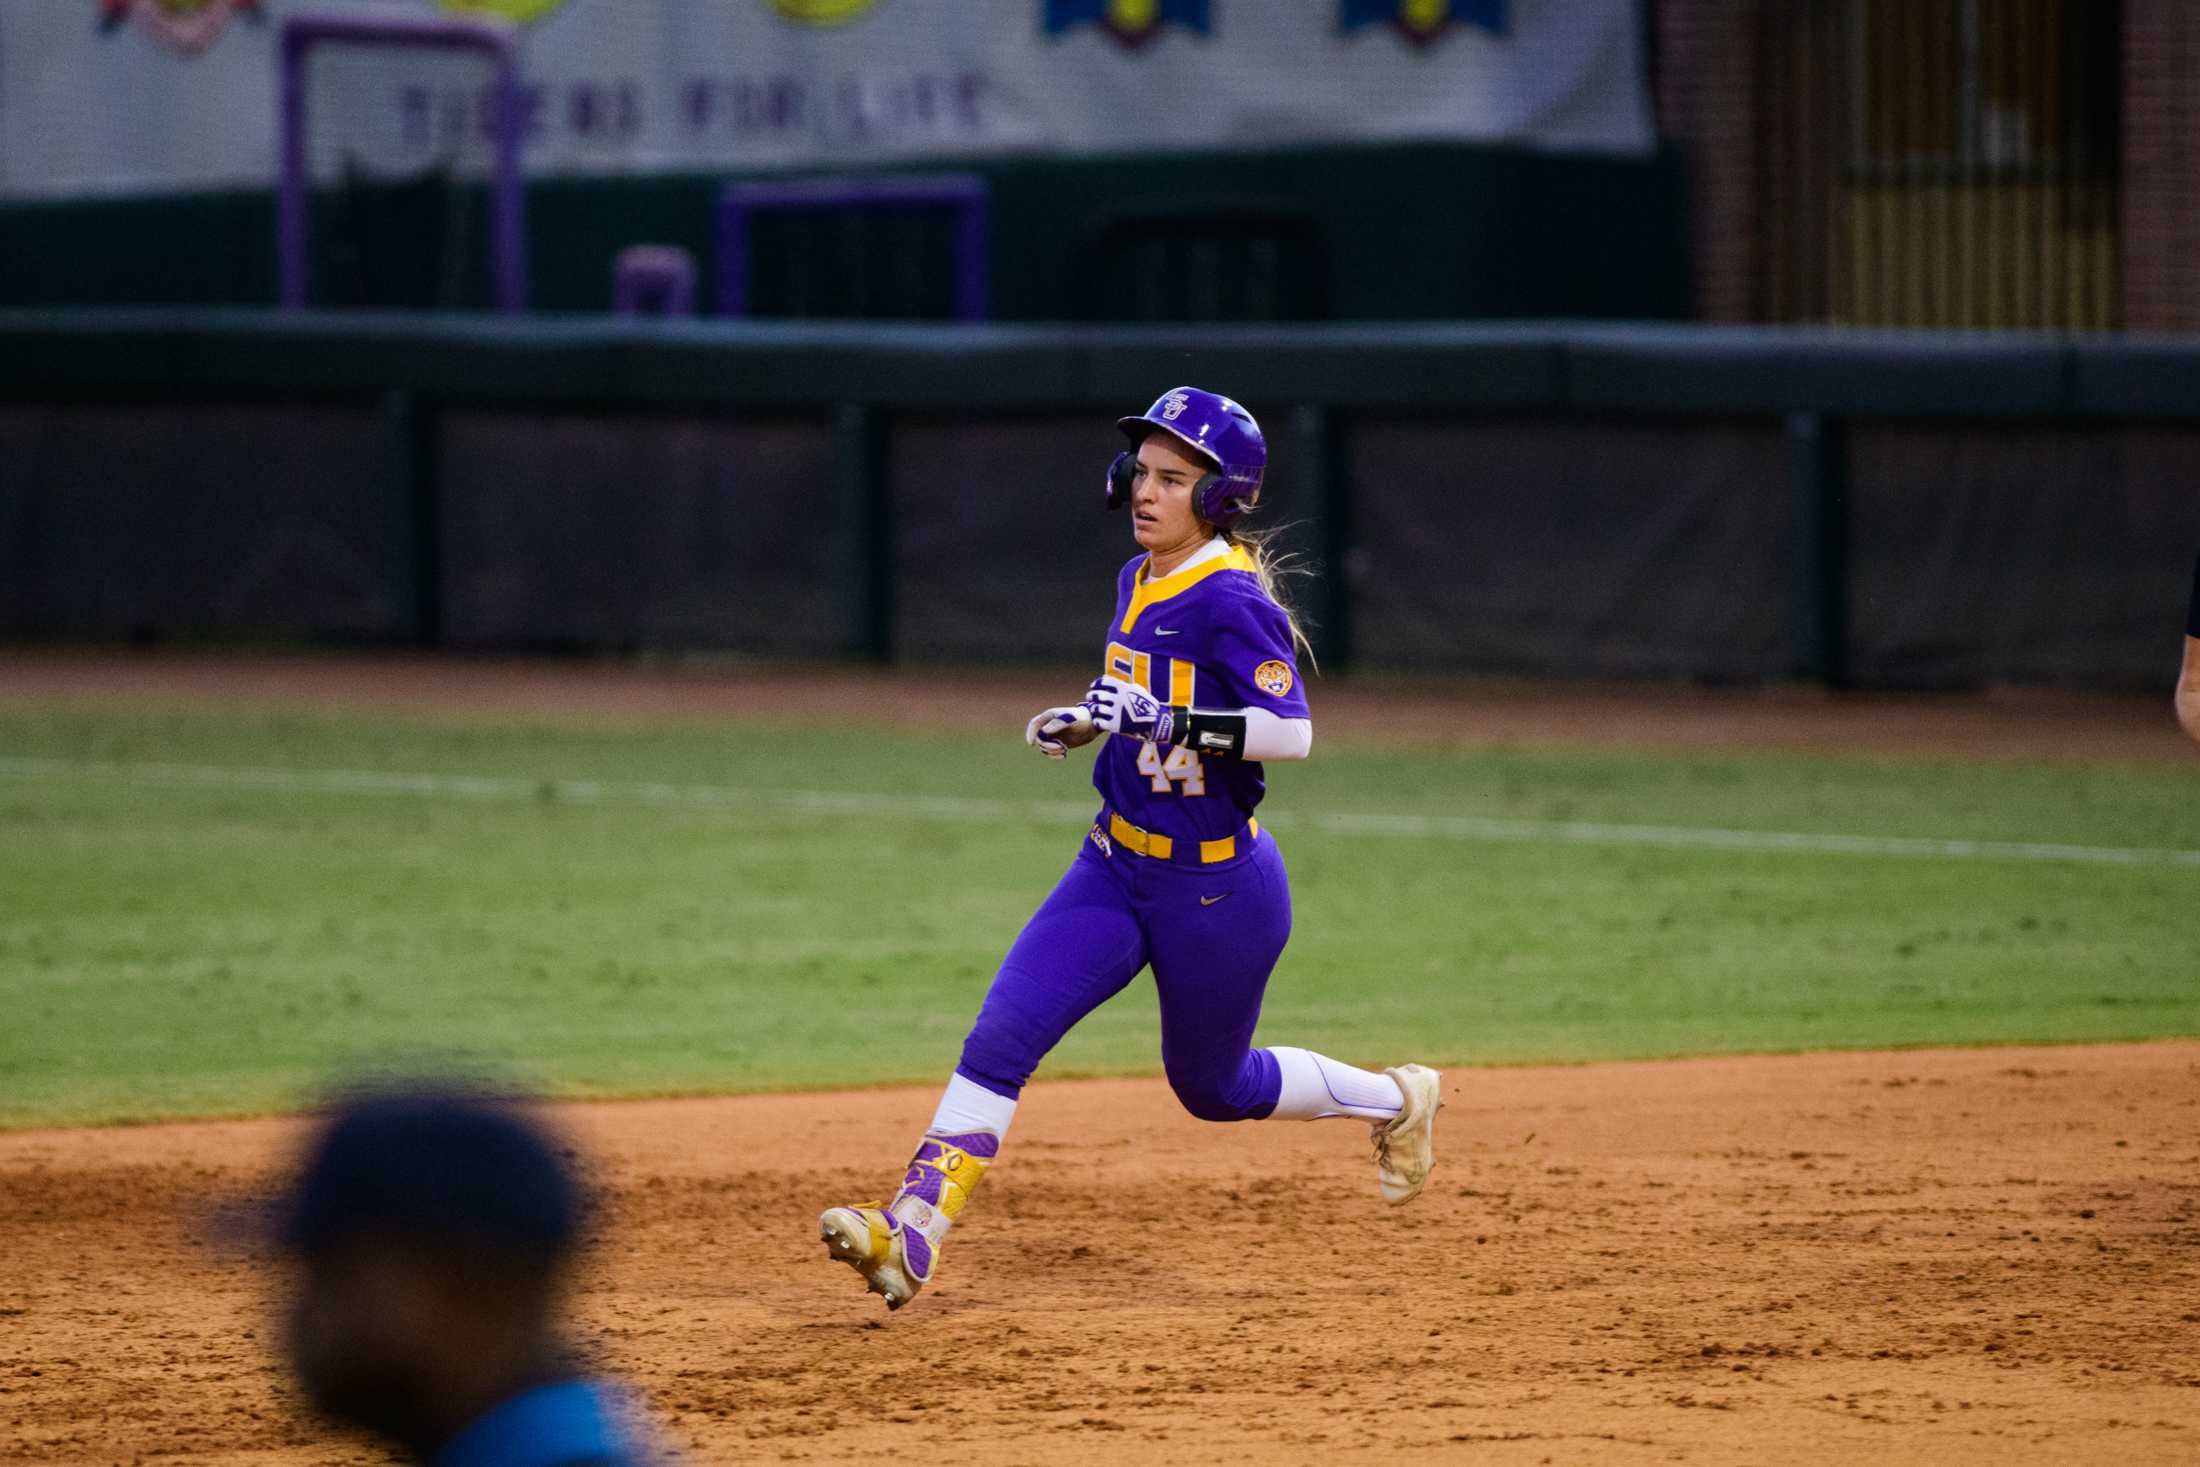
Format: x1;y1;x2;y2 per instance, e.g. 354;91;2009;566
2;700;2195;1129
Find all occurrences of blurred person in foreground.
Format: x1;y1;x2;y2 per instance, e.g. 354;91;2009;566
2181;551;2200;747
271;1086;654;1467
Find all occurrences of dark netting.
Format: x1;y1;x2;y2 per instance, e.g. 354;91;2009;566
300;35;503;311
745;204;967;321
435;413;841;656
891;417;1142;664
1845;424;2200;689
1347;419;1794;681
1075;211;1328;323
0;402;402;640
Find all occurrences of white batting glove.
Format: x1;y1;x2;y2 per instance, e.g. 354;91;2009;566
1025;705;1096;759
1082;675;1175;744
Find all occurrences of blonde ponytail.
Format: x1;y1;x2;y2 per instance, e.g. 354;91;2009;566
1223;524;1320;673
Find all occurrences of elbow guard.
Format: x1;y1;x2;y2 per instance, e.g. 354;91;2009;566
1164;706;1248;760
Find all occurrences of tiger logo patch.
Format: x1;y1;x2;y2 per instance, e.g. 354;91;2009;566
1253;660;1294;697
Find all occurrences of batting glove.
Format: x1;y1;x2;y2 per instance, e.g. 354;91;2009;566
1082;675;1176;745
1025;705;1096;759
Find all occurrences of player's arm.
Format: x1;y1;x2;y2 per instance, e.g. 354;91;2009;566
1082;676;1313;761
1162;705;1312;762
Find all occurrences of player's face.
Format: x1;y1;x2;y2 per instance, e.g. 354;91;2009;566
1129;435;1212;553
282;1237;441;1442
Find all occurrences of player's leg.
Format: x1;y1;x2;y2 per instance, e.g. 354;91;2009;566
952;849;1146;1106
1145;832;1442;1202
1272;1047;1443;1205
1143;836;1293;1124
821;839;1146;1307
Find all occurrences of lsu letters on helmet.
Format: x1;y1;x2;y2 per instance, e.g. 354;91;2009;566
1105;386;1267;528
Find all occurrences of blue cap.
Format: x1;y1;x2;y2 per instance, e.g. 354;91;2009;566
277;1088;584;1263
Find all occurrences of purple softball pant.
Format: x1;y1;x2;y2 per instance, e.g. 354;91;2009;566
954;822;1292;1121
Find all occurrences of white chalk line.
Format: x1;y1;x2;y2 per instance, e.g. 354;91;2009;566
1;756;2195;870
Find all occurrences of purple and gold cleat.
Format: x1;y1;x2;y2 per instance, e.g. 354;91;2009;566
819;1130;997;1309
818;1204;922;1309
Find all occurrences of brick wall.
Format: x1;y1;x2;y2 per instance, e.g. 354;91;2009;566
1659;0;2165;332
1651;0;1767;323
2123;0;2200;332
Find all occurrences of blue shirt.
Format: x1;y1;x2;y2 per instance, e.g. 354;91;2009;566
433;1380;647;1467
1091;545;1309;846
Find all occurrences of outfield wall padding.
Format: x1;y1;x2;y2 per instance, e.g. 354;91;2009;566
435;413;843;656
1348;421;1796;682
0;400;401;641
3;312;2198;690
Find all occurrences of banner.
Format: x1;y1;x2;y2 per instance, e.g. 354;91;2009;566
1;0;1651;201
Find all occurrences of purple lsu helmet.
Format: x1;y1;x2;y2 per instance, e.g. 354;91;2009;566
1106;386;1266;528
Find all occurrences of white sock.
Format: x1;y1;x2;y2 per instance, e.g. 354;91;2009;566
1267;1046;1405;1121
929;1072;1018;1140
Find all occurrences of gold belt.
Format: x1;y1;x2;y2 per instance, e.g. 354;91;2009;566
1106;810;1258;865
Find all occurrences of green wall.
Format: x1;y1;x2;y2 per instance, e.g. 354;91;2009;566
0;143;1686;320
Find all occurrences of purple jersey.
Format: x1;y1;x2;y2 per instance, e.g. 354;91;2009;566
1091;545;1310;845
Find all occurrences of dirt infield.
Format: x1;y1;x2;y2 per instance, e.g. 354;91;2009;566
3;1044;2197;1466
2;647;2191;763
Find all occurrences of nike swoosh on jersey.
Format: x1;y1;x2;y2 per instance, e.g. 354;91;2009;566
1199;892;1231;906
1154;627;1182;636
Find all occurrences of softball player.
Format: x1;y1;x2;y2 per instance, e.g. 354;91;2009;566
820;387;1441;1310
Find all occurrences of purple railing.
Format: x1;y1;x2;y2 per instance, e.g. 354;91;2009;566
278;13;528;313
716;173;989;322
